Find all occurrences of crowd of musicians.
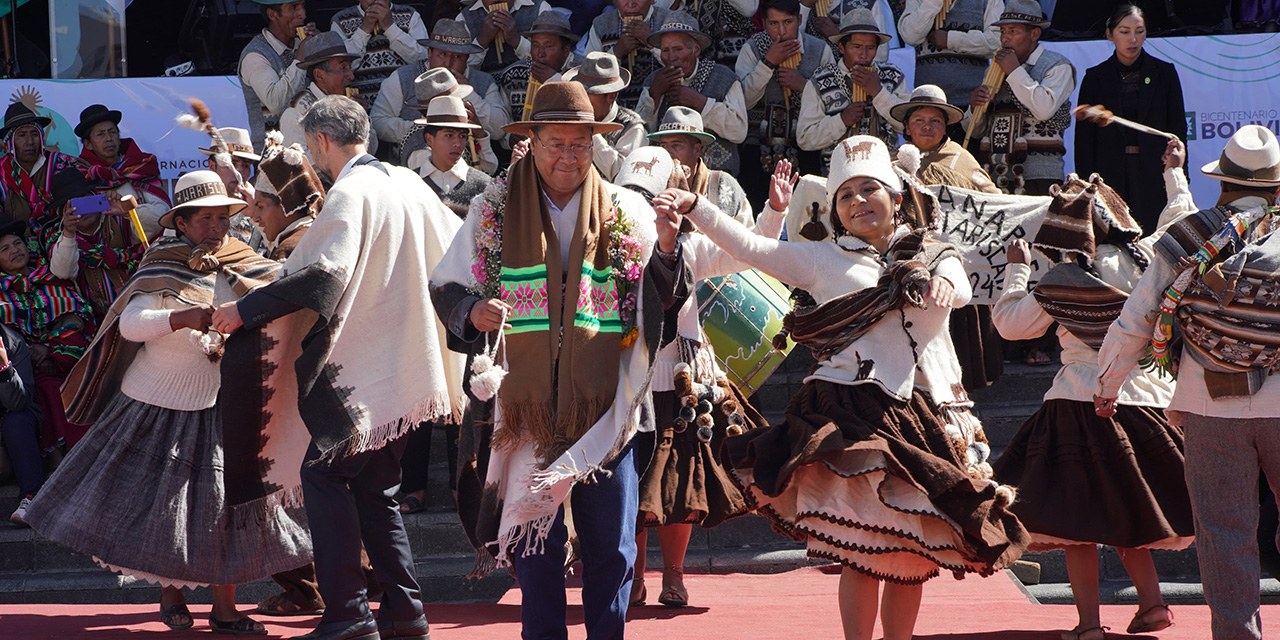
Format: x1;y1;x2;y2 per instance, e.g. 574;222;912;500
5;0;1280;639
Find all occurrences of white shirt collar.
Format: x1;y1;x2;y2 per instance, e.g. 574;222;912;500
309;82;328;99
542;188;582;218
605;101;619;123
266;216;314;250
1026;44;1046;66
335;154;365;183
418;148;471;183
263;28;296;54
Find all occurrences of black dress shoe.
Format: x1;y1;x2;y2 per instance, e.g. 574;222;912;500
292;617;380;640
378;615;429;640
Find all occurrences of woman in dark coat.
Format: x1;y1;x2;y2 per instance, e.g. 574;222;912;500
1074;3;1186;232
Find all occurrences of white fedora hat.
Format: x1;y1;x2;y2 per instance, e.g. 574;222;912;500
889;85;965;126
159;170;248;229
647;106;717;143
563;51;631;95
413;95;483;129
198;127;261;163
1201;124;1280;187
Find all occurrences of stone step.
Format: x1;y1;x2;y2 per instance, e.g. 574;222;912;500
1015;546;1202;586
1020;578;1280;606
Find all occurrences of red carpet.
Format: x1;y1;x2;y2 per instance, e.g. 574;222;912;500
0;568;1272;639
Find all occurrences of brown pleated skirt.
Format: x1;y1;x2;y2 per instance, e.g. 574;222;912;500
726;380;1029;585
637;387;766;529
992;399;1194;550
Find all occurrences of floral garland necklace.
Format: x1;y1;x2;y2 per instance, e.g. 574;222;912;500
470;177;643;348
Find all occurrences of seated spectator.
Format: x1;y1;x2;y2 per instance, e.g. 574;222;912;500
493;12;584;128
412;95;493;217
0;103;88;238
1;324;44;527
583;0;671;112
330;0;429;106
636;12;748;174
371;19;509;157
75;104;171;239
401;68;501;174
0;220;96;457
47;168;147;324
456;0;551;72
648;106;752;223
280;31;379;155
563;52;647;180
797;9;908;166
199;128;267;252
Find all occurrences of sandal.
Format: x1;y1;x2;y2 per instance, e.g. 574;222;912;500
160;603;193;631
1060;625;1107;640
255;592;323;616
629;583;647;607
1024;349;1053;366
657;585;688;608
1127;604;1174;634
209;615;267;636
398;495;426;515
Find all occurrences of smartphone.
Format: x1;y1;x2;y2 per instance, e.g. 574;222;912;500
68;194;110;215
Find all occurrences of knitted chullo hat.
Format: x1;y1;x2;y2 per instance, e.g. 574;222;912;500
254;131;325;219
1033;172;1142;265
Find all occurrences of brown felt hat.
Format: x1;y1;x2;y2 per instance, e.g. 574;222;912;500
502;81;623;137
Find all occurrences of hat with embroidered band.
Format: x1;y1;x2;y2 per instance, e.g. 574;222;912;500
522;11;580;46
563;52;631;94
197;127;262;163
991;0;1051;28
74;104;123;140
646;11;712;50
616;146;676;198
502;81;623;137
1201;124;1280;187
646;106;717;143
414;95;484;129
0;102;51;138
889;85;964;126
825;135;902;210
419;19;485;55
830;8;891;45
405;68;475;111
296;31;359;70
159;170;248;229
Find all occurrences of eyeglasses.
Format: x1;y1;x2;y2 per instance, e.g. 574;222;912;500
534;137;593;158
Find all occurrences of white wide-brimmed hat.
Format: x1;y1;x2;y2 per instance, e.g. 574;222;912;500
405;67;474;111
413;95;484;129
889;85;965;125
198;127;261;163
563;52;631;94
616;147;675;197
159;170;248;229
825;135;902;208
419;19;485;55
1201;124;1280;187
647;106;717;143
992;0;1051;28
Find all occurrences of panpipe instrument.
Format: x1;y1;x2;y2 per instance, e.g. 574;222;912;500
814;0;830;17
468;134;479;167
781;50;801;110
1074;103;1178;140
522;76;542;120
934;0;952;30
488;1;509;56
962;57;1006;148
848;65;868;104
344;87;359;98
622;15;642;69
296;27;306;41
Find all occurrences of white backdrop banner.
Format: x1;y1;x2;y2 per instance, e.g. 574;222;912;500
928;184;1051;305
0;77;250;190
889;33;1280;210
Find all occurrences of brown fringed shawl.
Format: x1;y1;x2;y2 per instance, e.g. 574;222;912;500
774;230;959;361
919;140;1000;195
496;158;623;462
61;237;279;424
1032;263;1130;351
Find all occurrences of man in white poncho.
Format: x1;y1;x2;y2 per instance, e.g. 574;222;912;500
212;95;463;640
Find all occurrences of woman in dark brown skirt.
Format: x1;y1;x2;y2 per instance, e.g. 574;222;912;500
991;169;1195;640
616;146;784;608
654;135;1027;640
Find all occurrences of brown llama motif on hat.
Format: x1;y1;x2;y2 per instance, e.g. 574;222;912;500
843;139;876;162
630;156;661;176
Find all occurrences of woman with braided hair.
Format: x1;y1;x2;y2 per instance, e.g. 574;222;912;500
653;135;1026;640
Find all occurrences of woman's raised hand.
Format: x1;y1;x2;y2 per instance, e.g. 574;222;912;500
1005;238;1030;265
768;159;800;213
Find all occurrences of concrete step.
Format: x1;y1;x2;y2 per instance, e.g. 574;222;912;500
1016;546;1202;586
1020;578;1280;606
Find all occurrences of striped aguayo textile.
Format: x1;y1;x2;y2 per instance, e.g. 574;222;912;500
1031;262;1129;351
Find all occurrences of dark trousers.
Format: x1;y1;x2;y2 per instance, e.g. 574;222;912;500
511;443;639;640
400;421;459;495
300;435;423;626
0;409;41;497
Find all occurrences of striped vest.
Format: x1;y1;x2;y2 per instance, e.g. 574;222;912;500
810;60;904;166
912;0;990;110
644;61;742;174
978;47;1076;193
238;33;292;147
745;31;826;150
460;1;542;72
696;0;755;68
332;4;419;106
591;7;671;112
